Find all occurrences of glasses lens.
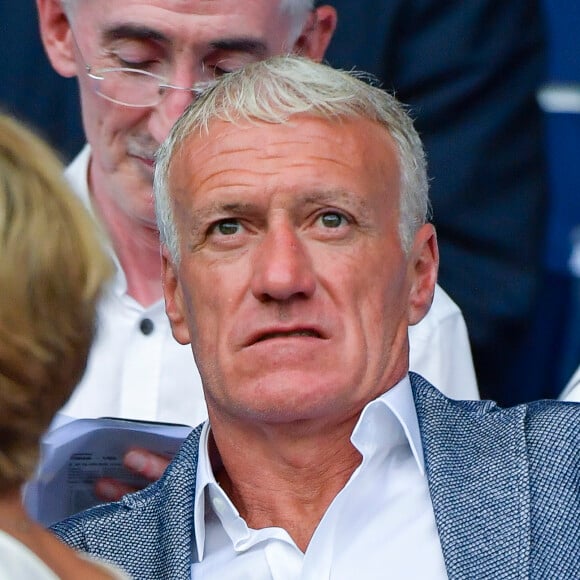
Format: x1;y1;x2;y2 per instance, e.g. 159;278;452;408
92;68;163;107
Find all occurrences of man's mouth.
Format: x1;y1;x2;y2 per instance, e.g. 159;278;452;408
252;329;322;345
128;142;159;169
135;155;155;168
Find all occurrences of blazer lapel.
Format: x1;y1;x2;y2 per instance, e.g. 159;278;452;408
411;373;530;579
115;425;202;579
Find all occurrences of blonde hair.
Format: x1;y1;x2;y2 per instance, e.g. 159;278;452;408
0;115;113;491
155;55;429;263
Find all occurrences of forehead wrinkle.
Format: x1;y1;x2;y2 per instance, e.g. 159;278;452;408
195;167;279;192
302;153;363;171
245;140;367;170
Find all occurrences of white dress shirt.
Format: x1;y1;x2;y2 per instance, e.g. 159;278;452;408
408;285;478;400
52;147;207;429
192;376;448;579
52;146;477;429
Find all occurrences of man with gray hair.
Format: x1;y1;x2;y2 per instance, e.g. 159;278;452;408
35;0;339;436
52;56;580;579
35;0;477;499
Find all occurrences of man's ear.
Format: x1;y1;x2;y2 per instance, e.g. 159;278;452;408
407;224;439;326
36;0;77;77
161;247;192;346
291;5;337;62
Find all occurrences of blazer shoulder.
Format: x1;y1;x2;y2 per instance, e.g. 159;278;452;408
51;497;134;551
522;399;580;457
409;371;498;416
411;372;579;469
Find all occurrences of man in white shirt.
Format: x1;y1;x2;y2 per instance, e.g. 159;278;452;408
51;56;580;580
37;0;476;448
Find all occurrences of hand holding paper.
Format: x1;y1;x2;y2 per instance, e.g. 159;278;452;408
24;417;192;526
95;448;172;501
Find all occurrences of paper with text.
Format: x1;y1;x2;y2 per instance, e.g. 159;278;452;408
24;417;193;526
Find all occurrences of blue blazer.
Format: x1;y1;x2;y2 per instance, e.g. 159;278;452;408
51;374;580;578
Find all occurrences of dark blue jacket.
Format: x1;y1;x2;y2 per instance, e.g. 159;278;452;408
324;0;548;402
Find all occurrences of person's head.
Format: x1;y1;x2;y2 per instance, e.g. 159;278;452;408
155;56;438;431
36;0;337;230
0;115;113;493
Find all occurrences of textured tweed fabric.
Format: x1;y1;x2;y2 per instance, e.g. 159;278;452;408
412;373;580;579
51;375;580;579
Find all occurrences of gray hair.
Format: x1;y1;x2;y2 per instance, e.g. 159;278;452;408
60;0;73;13
62;0;312;8
154;55;430;263
280;0;314;43
61;0;313;29
281;0;314;15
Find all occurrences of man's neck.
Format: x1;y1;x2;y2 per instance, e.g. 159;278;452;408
89;176;162;307
209;415;363;552
108;216;162;307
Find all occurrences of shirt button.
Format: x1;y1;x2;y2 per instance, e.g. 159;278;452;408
140;318;155;335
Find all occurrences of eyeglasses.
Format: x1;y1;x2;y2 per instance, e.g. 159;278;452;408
70;31;214;108
84;66;214;108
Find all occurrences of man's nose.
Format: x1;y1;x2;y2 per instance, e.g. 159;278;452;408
251;224;317;303
149;86;197;142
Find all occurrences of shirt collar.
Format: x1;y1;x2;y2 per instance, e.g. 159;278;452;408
64;144;92;209
193;374;424;561
351;374;424;475
193;421;221;561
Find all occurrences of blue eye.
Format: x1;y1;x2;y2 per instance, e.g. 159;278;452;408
319;212;346;228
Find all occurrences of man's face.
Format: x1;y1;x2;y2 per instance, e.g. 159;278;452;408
38;0;334;228
163;116;438;427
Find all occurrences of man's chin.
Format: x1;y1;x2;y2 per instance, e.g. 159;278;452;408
227;377;348;421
